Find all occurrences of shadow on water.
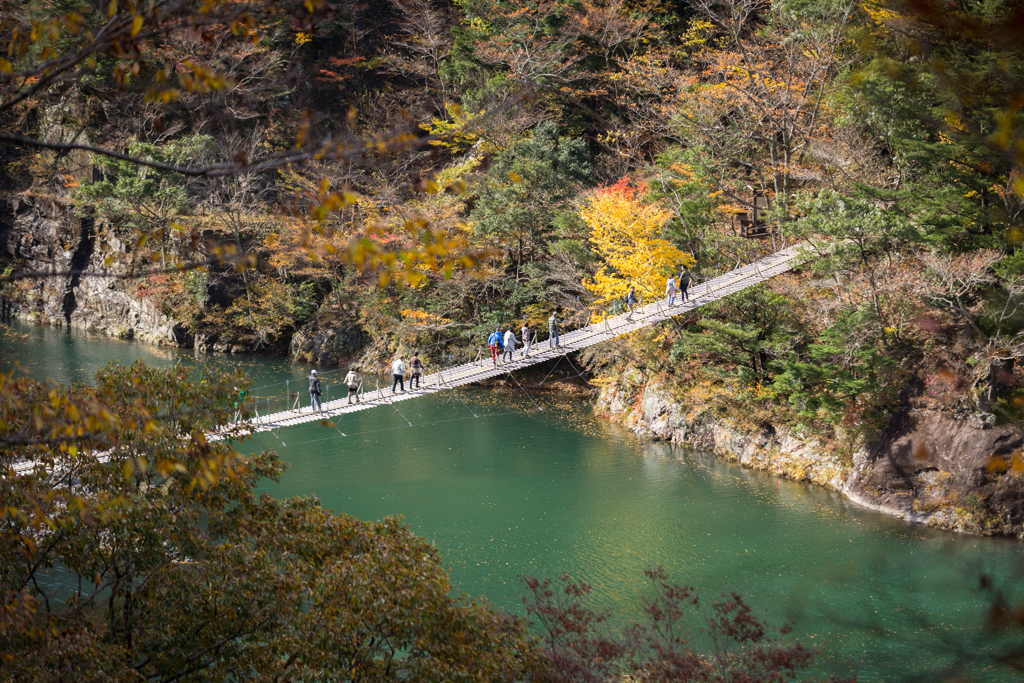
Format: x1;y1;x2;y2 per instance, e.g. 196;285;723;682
5;320;1024;681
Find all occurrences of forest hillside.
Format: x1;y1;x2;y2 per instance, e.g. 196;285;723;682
2;0;1024;534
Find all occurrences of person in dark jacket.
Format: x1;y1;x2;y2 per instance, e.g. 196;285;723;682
625;285;638;321
410;352;423;389
308;370;322;413
678;265;692;301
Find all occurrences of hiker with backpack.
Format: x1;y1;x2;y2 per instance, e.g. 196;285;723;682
344;367;362;404
410;351;423;389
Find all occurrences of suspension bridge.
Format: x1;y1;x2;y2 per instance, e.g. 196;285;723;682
8;245;806;476
209;244;807;441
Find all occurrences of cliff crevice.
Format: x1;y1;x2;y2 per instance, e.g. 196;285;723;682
1;195;186;345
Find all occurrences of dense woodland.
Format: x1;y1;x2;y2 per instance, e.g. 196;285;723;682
4;0;1024;440
3;0;1024;679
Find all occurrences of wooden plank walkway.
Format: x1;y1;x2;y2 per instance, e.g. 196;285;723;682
210;244;806;439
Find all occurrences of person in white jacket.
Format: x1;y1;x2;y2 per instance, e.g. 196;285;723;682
308;370;322;412
345;367;361;404
666;276;678;306
391;356;406;393
502;327;518;363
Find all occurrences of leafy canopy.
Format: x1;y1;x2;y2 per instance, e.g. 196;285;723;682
471;121;592;266
582;177;693;306
0;362;536;682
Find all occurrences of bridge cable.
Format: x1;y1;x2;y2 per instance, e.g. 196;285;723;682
505;367;544;412
529;354;564;387
452;389;479;418
560;353;595;387
387;392;415;428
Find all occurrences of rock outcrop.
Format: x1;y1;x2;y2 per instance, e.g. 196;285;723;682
289;322;368;369
597;368;1024;537
848;410;1024;535
0;195;188;346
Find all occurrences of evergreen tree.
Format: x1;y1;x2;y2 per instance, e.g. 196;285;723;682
471;121;593;274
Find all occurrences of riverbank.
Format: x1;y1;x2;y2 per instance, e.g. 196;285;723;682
596;367;1024;539
7;310;1022;541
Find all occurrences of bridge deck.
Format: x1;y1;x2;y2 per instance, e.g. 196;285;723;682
212;245;805;438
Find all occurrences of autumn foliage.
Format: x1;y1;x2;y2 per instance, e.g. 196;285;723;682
521;568;838;683
582;178;694;306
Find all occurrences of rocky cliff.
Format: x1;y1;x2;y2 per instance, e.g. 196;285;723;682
289;323;368;368
1;194;189;346
598;368;1024;537
0;193;377;363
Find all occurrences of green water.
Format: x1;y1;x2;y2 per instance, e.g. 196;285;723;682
4;320;1023;681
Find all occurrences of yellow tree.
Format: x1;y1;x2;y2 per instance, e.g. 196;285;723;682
582;178;694;307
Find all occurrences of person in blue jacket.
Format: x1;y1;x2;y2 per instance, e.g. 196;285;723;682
488;327;502;366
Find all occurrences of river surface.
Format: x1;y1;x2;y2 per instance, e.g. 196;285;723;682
4;320;1024;681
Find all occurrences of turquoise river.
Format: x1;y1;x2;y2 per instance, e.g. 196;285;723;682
4;320;1024;681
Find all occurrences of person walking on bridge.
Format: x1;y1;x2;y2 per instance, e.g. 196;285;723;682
503;327;517;363
521;322;531;356
308;370;322;413
410;351;423;389
345;367;362;404
625;285;638;321
232;386;246;423
391;355;406;393
548;311;560;348
678;265;692;301
666;276;678;306
488;327;502;366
